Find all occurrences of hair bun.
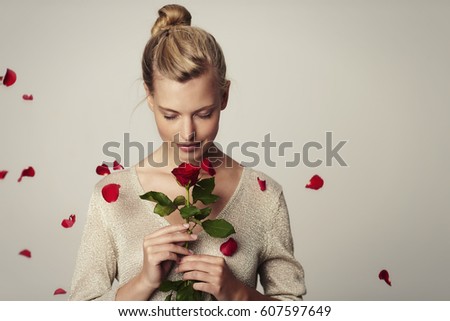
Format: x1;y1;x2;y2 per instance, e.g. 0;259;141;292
151;4;192;37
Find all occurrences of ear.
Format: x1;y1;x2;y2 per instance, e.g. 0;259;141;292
220;80;231;111
144;83;155;112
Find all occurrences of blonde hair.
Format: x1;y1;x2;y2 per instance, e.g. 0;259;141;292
142;4;227;95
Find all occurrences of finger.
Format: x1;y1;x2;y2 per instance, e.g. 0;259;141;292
147;244;193;257
146;232;197;247
146;223;190;238
182;271;213;283
180;254;223;265
177;260;219;274
146;251;179;265
192;282;216;296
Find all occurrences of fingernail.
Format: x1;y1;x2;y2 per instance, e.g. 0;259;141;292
190;234;198;240
188;249;194;254
183;223;190;228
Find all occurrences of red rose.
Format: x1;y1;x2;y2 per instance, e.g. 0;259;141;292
201;158;216;176
220;238;238;256
171;163;201;188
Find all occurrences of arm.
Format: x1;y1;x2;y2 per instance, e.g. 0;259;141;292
69;188;118;300
258;191;306;300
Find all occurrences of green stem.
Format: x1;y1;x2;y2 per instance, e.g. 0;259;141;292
184;186;192;249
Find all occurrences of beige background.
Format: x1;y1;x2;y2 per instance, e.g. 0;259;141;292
1;0;449;300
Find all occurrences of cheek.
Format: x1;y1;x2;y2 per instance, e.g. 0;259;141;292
154;116;174;139
198;118;220;139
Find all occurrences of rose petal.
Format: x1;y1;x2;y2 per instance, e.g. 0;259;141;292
53;288;67;295
96;164;111;176
0;170;7;179
379;269;392;286
17;166;35;182
19;249;31;258
102;183;121;203
3;68;17;87
61;214;76;228
171;162;201;187
305;174;324;190
201;158;216;176
257;177;266;191
113;160;124;171
22;94;33;101
220;238;238;256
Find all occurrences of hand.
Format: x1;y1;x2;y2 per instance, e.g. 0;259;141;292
140;224;197;291
176;254;247;300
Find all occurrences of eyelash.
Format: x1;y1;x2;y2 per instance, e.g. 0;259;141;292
163;113;212;120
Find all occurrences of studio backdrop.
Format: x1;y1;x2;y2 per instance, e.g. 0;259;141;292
1;0;449;300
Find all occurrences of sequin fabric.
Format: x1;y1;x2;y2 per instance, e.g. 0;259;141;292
69;166;306;300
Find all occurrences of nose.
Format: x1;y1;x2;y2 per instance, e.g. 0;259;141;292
180;116;195;142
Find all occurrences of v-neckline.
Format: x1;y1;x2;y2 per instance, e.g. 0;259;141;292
130;164;247;235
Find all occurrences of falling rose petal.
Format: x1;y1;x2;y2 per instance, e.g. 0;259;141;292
3;68;17;87
257;177;266;191
305;174;324;190
19;249;31;258
379;269;392;286
22;94;34;101
17;166;35;182
53;288;67;295
96;164;111;176
61;214;76;228
102;183;121;203
113;160;124;171
201;158;216;176
220;238;238;256
0;170;7;179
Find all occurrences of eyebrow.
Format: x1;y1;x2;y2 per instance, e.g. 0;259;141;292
158;104;216;113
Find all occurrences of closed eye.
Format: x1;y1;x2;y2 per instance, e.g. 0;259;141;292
163;115;177;120
197;113;212;119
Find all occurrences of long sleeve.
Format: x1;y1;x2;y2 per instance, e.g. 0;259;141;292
258;191;306;300
69;186;118;300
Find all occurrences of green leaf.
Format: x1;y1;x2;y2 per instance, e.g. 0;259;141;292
159;280;184;292
140;191;176;217
173;195;186;206
192;178;219;205
202;219;236;238
194;207;212;220
154;203;177;217
165;293;172;301
193;289;204;300
176;282;196;301
140;191;172;206
197;177;215;193
179;206;201;219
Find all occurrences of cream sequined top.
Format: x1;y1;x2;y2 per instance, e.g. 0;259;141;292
69;165;306;300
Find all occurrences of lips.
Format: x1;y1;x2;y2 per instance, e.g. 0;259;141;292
177;142;201;152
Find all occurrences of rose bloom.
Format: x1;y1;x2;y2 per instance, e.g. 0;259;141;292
171;162;201;188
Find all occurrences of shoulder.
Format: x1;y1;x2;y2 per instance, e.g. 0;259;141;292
91;167;140;203
242;166;283;194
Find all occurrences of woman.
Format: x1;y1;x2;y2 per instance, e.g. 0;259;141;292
69;4;305;301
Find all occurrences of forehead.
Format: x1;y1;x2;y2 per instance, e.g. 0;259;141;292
153;69;219;111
